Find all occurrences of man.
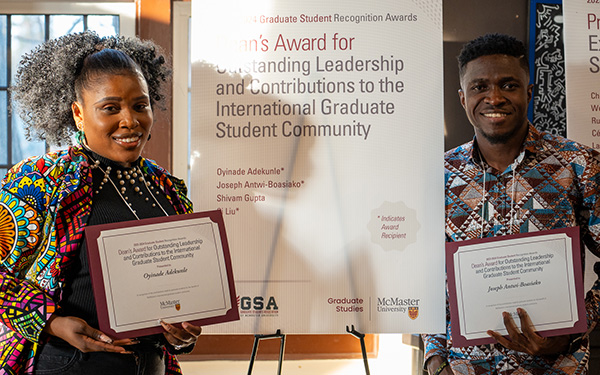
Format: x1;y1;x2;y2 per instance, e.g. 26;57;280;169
423;33;600;375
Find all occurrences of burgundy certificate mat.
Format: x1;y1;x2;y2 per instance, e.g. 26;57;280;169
85;210;239;339
446;227;585;347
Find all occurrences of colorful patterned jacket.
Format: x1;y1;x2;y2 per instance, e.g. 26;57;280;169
423;125;600;375
0;145;193;374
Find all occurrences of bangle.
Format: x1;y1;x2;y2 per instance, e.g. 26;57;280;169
433;360;449;375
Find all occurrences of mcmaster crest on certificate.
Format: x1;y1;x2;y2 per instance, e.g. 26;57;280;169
85;210;239;339
446;227;586;347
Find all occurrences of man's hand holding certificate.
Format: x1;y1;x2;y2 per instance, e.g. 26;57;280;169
85;210;239;339
446;227;586;348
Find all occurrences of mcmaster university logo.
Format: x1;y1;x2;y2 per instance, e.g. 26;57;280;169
160;299;181;311
377;297;420;319
408;306;419;320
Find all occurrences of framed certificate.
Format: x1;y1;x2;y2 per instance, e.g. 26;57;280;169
446;227;586;347
85;210;239;339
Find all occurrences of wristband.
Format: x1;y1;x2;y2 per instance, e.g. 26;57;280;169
567;334;583;353
433;360;448;375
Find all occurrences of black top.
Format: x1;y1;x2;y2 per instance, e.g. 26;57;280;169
60;148;176;339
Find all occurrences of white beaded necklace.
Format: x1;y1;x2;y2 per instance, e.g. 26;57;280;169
87;153;170;220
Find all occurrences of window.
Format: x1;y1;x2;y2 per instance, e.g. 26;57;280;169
0;2;134;176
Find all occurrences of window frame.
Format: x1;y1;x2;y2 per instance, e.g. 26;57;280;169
0;1;135;172
0;2;135;37
172;1;191;184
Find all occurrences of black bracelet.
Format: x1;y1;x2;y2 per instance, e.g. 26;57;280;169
433;360;448;375
567;334;583;353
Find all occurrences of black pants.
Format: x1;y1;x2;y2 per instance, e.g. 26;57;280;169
34;338;165;375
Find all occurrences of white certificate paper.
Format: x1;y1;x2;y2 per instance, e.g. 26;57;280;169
446;227;586;347
85;210;239;339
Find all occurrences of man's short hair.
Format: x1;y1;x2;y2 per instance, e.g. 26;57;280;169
457;33;529;79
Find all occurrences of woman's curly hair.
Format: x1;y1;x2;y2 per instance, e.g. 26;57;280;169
10;30;171;146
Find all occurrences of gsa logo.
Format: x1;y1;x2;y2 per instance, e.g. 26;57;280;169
238;296;279;311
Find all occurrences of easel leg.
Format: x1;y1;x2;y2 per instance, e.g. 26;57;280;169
247;337;260;375
247;329;286;375
346;325;370;375
277;333;286;375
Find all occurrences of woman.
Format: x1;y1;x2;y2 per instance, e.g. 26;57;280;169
0;31;201;374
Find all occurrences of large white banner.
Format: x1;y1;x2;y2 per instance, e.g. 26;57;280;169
564;1;600;149
190;0;445;334
563;0;600;294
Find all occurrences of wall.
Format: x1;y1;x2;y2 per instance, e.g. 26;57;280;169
443;0;528;151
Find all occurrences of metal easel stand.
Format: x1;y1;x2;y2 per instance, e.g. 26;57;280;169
346;325;371;375
247;329;286;375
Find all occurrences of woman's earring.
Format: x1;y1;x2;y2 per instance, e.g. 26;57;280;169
75;129;86;145
75;122;87;145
